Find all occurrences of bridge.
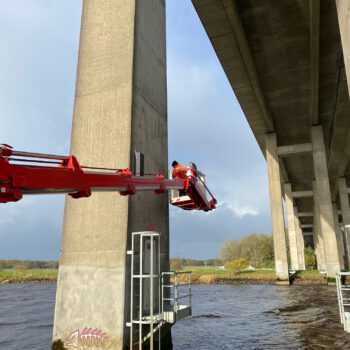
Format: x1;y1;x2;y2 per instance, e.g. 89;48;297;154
51;0;350;348
193;0;350;281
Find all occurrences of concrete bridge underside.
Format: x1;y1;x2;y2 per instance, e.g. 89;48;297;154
194;0;350;280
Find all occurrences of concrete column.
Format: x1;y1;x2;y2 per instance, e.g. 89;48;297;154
311;126;340;277
336;0;350;97
294;214;306;270
339;178;350;266
333;203;345;269
53;1;169;348
284;184;299;270
313;226;320;268
313;185;326;271
265;133;289;282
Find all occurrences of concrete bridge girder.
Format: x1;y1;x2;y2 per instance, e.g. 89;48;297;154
193;0;350;278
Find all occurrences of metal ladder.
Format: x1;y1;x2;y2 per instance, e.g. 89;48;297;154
127;231;162;350
336;272;350;332
127;231;192;349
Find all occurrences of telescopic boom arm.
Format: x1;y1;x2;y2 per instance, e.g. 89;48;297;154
0;145;216;211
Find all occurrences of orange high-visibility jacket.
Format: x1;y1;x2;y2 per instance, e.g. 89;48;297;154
173;163;187;170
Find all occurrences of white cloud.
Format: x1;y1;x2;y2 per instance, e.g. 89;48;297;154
217;202;258;218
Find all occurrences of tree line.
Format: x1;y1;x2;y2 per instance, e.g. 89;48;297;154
170;233;274;270
220;233;274;268
0;260;59;270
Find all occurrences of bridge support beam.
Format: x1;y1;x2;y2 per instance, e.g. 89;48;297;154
313;182;326;271
336;0;350;98
339;178;350;266
311;126;340;277
312;228;321;270
284;184;300;270
53;1;169;348
333;203;345;269
294;213;306;270
265;133;289;283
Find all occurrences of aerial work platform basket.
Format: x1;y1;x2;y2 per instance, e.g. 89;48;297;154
170;163;216;212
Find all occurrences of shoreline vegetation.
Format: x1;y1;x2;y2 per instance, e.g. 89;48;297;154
0;269;57;284
0;267;329;285
178;267;329;285
1;233;323;284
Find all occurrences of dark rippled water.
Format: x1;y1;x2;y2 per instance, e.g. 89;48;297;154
1;284;350;349
172;284;350;349
0;284;56;350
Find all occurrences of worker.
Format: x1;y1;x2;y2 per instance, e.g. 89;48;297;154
172;160;187;178
172;160;187;170
172;161;188;196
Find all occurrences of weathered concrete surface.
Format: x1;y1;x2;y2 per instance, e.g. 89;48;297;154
294;213;305;270
311;126;340;277
265;133;289;282
193;0;350;276
336;0;350;98
339;178;350;265
313;181;326;271
333;203;345;269
53;0;168;348
284;184;300;270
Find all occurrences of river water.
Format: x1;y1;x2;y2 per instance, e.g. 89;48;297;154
0;283;349;349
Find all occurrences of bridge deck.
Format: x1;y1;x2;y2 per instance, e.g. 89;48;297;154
193;0;350;234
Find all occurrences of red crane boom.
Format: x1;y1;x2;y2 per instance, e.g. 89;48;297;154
0;145;216;211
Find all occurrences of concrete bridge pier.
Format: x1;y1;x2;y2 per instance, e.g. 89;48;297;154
337;0;350;268
311;126;340;277
339;178;350;265
284;184;300;271
265;133;289;283
333;203;345;270
312;225;321;271
294;214;305;270
313;183;326;272
52;0;169;348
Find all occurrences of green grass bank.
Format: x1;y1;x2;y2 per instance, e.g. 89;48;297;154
0;269;57;283
179;266;328;285
0;267;329;285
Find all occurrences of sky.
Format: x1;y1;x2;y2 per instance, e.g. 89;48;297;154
0;0;271;260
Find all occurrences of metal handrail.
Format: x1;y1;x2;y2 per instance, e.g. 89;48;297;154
175;293;192;299
161;270;192;315
163;282;191;287
336;272;350;331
